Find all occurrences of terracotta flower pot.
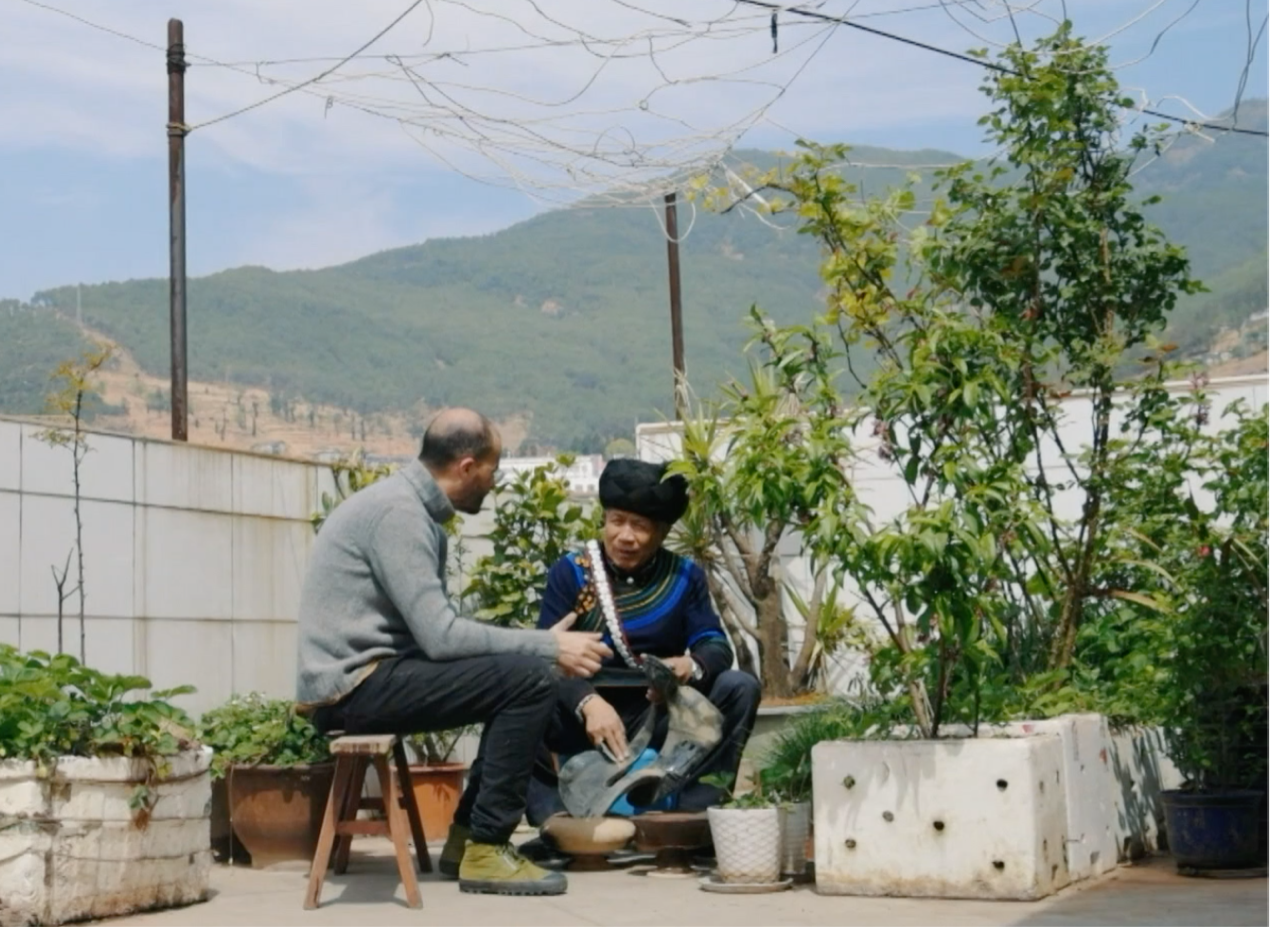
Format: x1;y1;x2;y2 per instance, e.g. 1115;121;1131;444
210;776;252;865
407;762;468;842
227;763;335;868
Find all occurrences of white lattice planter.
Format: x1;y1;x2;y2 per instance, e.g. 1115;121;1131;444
811;714;1182;901
708;806;783;884
0;749;212;926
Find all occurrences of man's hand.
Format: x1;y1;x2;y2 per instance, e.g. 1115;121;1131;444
581;696;629;762
550;612;612;678
646;655;695;702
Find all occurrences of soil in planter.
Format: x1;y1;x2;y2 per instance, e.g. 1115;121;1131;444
759;692;828;709
227;763;335;868
408;763;467;842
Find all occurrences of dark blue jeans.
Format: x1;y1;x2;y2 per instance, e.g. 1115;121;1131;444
312;650;557;845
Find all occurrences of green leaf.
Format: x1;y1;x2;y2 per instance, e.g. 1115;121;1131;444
1106;589;1169;613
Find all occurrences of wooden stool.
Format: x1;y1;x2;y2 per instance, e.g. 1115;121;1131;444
303;734;432;910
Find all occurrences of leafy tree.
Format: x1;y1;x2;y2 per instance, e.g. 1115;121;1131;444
683;23;1253;732
463;457;601;626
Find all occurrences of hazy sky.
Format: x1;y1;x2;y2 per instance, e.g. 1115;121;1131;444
1;0;1267;299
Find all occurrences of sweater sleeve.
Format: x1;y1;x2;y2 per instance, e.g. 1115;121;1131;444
538;556;595;710
366;505;558;662
684;563;735;688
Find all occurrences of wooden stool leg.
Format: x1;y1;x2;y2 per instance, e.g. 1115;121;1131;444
393;740;433;874
304;755;354;910
332;756;368;875
376;755;423;909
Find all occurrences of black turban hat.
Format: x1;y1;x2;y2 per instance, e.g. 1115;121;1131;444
598;459;689;525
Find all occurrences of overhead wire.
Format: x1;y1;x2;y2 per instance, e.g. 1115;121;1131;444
730;0;1271;137
184;0;431;131
1231;0;1270;127
11;0;1268;220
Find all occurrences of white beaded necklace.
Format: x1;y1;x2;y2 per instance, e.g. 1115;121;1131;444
585;539;639;669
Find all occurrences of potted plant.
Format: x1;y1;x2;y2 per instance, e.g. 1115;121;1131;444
0;646;210;926
402;727;477;842
702;773;784;887
758;701;864;880
1159;409;1269;874
1161;540;1268;876
197;693;334;869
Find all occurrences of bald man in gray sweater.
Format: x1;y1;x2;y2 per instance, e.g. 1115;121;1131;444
296;408;610;896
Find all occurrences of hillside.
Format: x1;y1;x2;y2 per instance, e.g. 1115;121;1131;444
5;108;1268;450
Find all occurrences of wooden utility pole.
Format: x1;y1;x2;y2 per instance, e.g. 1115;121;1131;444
664;192;687;419
167;18;189;441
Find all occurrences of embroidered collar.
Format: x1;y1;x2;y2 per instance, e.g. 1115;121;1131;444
600;544;665;587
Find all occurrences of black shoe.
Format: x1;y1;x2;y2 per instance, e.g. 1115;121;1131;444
516;836;571;871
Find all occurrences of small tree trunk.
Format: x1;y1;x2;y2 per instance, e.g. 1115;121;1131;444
756;587;792;699
705;571;758;679
73;392;87;664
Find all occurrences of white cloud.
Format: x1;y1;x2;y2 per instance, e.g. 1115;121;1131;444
3;0;993;183
0;0;1261;287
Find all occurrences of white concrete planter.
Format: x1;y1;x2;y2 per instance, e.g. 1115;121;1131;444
0;748;212;926
970;716;1181;878
811;714;1182;901
708;806;783;884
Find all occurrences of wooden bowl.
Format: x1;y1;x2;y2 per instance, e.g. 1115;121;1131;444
541;814;636;855
631;811;711;852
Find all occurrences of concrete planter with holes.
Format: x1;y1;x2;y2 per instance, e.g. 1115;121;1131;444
0;749;212;926
810;714;1182;900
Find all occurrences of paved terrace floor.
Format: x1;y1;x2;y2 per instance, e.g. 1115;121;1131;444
93;832;1268;928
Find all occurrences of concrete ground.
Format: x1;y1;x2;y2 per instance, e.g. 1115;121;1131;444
94;835;1267;928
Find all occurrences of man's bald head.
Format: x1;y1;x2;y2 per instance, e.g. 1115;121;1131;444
419;408;499;472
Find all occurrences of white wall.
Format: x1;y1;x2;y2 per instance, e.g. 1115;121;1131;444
3;374;1263;713
0;416;513;722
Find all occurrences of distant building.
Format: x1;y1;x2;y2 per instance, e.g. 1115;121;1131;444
501;455;604;497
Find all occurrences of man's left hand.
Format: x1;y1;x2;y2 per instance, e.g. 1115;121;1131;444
646;655;694;702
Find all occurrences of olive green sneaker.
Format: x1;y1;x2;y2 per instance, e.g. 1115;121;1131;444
458;841;568;896
438;823;471;880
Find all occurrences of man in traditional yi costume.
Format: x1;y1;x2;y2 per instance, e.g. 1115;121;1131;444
528;458;762;819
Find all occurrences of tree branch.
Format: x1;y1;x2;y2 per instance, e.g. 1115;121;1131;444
789;565;828;693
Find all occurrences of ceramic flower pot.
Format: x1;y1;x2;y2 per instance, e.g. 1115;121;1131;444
707;806;783;884
1162;789;1265;872
780;801;812;877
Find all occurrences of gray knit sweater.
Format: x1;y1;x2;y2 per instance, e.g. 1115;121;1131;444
295;460;558;706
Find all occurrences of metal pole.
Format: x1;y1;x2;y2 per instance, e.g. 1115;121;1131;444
663;192;686;419
167;18;189;441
